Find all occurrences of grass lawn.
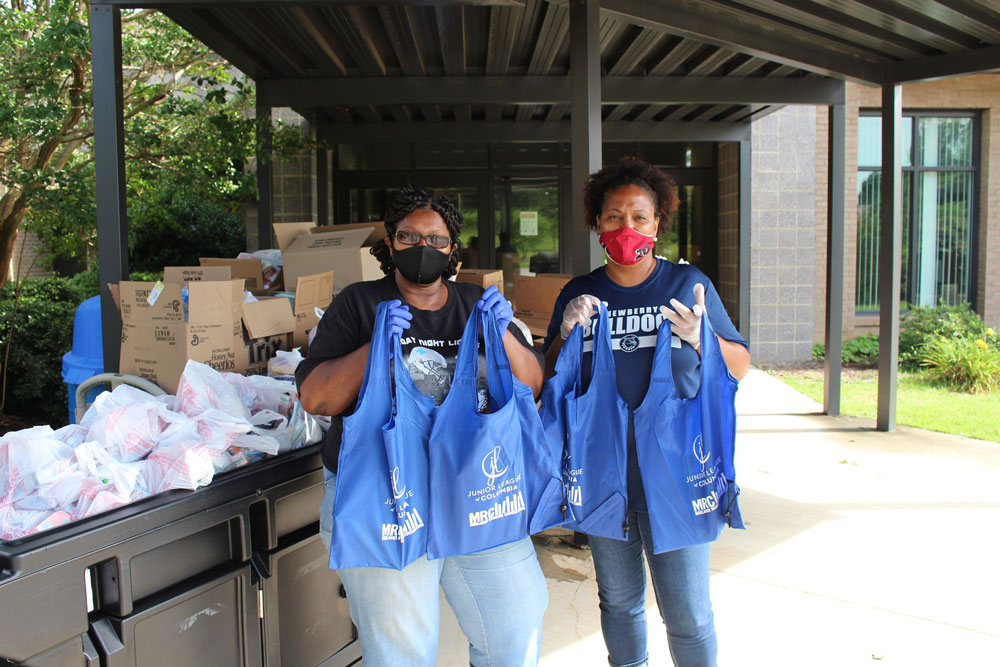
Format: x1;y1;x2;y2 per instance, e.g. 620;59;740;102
766;365;1000;443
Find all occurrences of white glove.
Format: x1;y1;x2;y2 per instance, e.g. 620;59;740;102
560;294;602;339
659;283;705;351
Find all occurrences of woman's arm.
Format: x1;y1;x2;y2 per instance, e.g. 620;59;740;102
543;334;565;380
297;342;371;416
718;336;750;381
504;332;544;396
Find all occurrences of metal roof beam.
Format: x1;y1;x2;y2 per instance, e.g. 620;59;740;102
317;120;750;144
602;0;884;83
94;0;524;6
884;44;1000;84
258;75;845;107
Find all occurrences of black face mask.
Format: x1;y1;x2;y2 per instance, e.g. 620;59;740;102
392;245;451;284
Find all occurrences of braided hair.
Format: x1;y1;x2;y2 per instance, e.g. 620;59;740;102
370;187;464;278
582;156;679;234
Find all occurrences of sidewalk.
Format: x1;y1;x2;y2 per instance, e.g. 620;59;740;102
438;369;1000;665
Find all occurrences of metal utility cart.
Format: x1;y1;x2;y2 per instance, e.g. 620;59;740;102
0;434;358;666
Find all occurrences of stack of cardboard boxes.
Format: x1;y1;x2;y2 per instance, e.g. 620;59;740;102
111;220;387;393
111;220;572;391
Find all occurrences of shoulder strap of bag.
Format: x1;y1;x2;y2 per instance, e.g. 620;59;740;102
481;310;514;411
696;310;727;382
357;301;392;402
648;318;679;398
447;305;485;408
592;304;615;373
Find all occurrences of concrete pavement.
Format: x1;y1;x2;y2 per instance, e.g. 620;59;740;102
437;368;1000;665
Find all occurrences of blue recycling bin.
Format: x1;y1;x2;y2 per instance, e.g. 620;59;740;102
61;295;105;424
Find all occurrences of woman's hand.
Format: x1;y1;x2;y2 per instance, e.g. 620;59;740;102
386;299;412;338
477;285;513;331
660;283;705;351
560;294;602;339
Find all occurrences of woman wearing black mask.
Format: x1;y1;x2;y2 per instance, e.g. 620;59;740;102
297;188;547;667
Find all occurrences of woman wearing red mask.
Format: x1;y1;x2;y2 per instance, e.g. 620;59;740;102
542;157;750;667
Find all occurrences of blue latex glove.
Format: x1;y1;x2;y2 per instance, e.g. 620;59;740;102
386;299;412;339
477;285;514;332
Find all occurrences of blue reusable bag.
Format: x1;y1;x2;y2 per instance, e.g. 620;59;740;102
541;305;630;541
329;301;436;570
632;312;745;555
427;309;565;559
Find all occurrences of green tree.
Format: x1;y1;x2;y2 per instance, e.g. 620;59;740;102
1;1;305;283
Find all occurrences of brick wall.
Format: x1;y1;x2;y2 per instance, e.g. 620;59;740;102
717;142;740;325
9;229;52;281
837;74;1000;335
246;108;315;251
750;106;817;362
813;105;829;345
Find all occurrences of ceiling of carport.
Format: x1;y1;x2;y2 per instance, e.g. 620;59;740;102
108;0;999;132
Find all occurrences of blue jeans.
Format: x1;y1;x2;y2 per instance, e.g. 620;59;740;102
588;511;717;667
320;469;547;667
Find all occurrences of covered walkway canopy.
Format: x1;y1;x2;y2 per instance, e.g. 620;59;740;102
90;0;1000;429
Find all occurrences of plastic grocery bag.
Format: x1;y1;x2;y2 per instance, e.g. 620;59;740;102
85;400;172;463
145;443;215;493
1;426;75;508
224;373;295;416
267;348;303;377
176;360;251;419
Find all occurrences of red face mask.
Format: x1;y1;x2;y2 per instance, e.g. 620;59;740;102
598;226;655;266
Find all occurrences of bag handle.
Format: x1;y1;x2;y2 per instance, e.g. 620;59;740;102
648;317;679;398
481;309;514;410
357;301;392;397
449;306;513;411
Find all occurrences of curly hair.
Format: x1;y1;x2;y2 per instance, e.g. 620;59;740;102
582;156;679;234
370;187;464;278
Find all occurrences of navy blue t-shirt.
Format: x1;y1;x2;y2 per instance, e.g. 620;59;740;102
542;259;748;510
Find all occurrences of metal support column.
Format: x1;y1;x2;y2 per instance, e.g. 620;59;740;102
90;4;128;372
567;0;603;274
877;85;903;431
824;101;846;416
316;144;329;226
737;137;751;340
256;97;274;249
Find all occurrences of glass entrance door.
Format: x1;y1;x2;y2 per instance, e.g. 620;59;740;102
493;172;560;299
337;172;489;269
653;173;718;284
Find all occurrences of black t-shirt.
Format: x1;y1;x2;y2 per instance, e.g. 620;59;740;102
295;274;541;472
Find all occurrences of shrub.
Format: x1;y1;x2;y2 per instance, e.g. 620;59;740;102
129;187;246;272
920;334;1000;393
808;336;878;364
899;301;995;371
0;277;91;425
0;270;164;427
843;333;879;365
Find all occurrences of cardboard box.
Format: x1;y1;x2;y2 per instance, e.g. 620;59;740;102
513;273;573;339
274;221;316;253
164;266;231;283
455;269;504;295
513;273;572;318
199;257;265;290
115;278;295;393
281;223;384;294
291;270;334;351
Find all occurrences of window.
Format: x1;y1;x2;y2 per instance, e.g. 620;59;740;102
855;112;978;311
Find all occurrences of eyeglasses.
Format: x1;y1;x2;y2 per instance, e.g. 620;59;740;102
394;230;452;249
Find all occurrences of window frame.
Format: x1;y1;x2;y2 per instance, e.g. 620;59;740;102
855;109;981;314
